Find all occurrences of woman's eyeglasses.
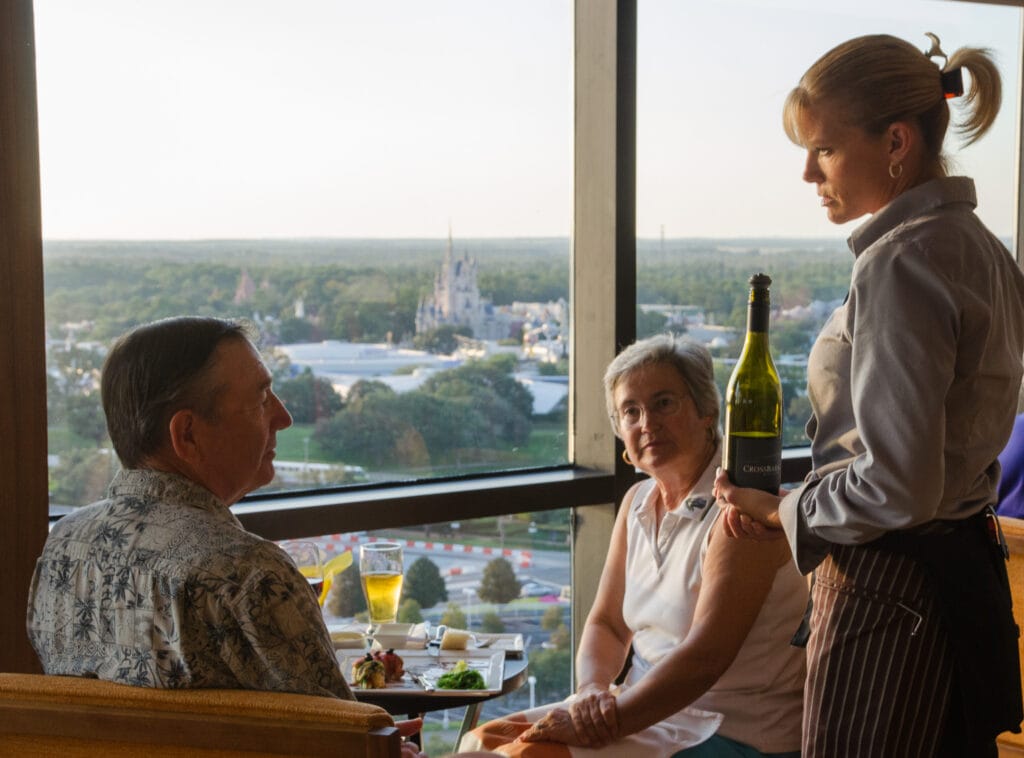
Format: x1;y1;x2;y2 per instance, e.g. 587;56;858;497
612;394;683;431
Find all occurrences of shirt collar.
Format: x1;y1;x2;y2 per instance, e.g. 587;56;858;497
674;450;719;522
847;176;977;257
632;442;721;523
108;468;242;525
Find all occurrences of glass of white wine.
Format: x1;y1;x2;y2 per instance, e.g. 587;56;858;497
283;541;325;604
359;542;404;628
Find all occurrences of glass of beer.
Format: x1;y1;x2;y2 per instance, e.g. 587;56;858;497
360;541;404;626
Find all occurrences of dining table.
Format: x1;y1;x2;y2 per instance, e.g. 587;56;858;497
347;649;529;748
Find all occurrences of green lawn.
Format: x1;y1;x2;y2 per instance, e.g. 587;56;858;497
276;419;569;468
276;424;329;462
49;419;568;472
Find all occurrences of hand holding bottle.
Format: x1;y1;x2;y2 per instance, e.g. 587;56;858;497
713;467;787;541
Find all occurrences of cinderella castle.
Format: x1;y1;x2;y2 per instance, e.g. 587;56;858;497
414;230;510;341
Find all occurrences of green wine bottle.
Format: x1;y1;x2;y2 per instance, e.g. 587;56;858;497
724;273;783;493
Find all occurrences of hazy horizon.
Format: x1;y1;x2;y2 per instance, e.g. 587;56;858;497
32;0;1019;240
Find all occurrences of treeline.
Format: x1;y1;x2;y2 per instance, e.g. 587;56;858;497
637;243;852;329
44;238;852;345
313;354;539;468
44;258;433;344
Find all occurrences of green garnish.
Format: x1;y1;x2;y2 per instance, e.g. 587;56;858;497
436;659;486;690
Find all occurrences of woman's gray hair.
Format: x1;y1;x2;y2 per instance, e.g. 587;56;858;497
603;334;721;441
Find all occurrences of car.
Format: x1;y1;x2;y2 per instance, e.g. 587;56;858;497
519;580;556;598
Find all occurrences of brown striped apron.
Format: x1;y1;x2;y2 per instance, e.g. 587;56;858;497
802;510;1021;757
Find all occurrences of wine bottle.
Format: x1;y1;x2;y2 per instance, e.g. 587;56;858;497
723;273;783;493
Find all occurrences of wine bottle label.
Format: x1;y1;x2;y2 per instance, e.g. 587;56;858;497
726;434;782;493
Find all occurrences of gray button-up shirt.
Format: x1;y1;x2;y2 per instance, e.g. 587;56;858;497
27;468;353;699
780;177;1024;574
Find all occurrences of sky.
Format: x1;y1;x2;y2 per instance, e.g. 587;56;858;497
32;0;1021;241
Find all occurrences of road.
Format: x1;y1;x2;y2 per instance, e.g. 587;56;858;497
309;535;570;636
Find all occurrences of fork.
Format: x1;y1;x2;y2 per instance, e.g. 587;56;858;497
406;670;435;691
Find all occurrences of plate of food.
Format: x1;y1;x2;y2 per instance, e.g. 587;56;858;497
485;633;525;658
438;629;526;659
337;649;505;695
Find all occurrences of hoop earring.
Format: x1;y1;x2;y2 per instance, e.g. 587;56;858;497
622;449;634;466
889;162;903;179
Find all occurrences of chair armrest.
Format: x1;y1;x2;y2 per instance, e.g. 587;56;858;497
998;516;1024;757
0;673;401;757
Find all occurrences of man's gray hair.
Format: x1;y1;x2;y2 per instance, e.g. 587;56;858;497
101;316;258;468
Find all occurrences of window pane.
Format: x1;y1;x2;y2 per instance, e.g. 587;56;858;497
36;0;572;505
280;509;571;755
637;0;1020;448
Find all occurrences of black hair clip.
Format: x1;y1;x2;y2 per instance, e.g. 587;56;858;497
924;32;947;66
941;68;964;99
923;33;963;99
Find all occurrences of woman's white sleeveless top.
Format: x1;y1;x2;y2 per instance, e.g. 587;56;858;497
622;467;806;753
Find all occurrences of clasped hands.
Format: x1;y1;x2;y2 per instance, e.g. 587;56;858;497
516;684;619;749
396;719;427;758
712;467;786;540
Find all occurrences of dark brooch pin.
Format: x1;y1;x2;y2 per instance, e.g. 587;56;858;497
684;496;708;512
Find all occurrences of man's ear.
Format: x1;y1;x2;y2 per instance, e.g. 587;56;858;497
887;121;915;164
168;409;201;463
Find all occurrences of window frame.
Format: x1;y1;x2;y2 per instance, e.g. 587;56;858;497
2;0;49;674
5;0;1020;675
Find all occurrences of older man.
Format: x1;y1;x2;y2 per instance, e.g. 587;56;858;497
27;317;425;754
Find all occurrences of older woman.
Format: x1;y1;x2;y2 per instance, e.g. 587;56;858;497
460;335;806;758
714;33;1024;757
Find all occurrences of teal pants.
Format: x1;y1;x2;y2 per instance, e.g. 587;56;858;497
672;734;800;758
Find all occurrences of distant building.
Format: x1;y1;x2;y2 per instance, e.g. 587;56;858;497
779;298;843;322
686;324;738;349
638;303;705;330
519;300;568;363
415;231;509;340
234;269;256;304
274;339;567;415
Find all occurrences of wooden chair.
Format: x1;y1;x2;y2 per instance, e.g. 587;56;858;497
999;515;1024;757
0;673;401;757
